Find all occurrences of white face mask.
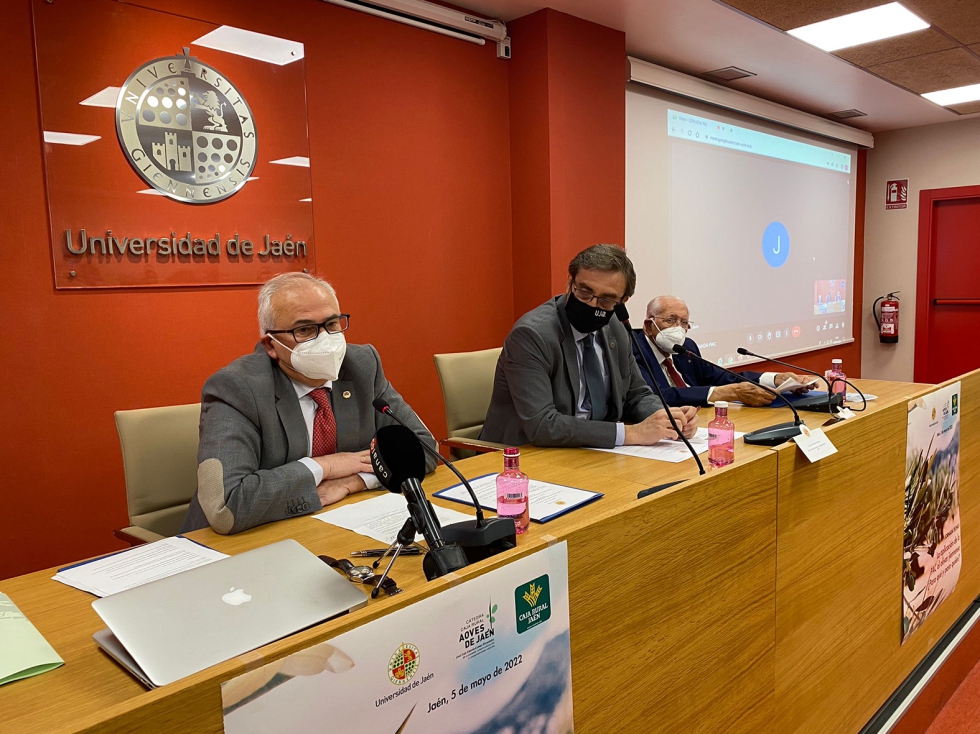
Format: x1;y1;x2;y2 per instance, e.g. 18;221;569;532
651;322;687;354
271;331;347;382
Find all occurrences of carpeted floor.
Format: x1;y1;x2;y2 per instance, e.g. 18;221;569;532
925;658;980;733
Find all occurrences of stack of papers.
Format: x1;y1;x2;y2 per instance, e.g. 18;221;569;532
0;592;64;686
52;536;228;597
591;427;745;463
434;475;602;522
313;493;474;544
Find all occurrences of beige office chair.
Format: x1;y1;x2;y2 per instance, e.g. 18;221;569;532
113;403;201;545
433;347;508;459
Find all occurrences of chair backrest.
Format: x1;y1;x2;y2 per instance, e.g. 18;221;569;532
114;403;201;538
433;347;502;440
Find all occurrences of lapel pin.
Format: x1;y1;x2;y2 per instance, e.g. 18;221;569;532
342;391;351;399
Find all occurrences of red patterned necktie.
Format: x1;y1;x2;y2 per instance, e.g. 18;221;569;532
662;356;689;389
309;387;338;456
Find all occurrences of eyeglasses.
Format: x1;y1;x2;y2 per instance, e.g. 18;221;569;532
267;314;351;343
654;315;694;329
570;282;622;311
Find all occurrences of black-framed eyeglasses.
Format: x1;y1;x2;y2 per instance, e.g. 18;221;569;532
267;314;350;343
570;282;622;311
657;315;694;329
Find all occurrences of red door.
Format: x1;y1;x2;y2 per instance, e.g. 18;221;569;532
916;185;980;383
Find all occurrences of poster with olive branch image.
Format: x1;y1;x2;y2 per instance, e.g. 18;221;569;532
903;382;962;643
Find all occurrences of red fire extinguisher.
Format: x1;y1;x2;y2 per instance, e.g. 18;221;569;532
873;292;900;343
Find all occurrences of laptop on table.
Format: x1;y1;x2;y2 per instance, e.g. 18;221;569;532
92;539;367;687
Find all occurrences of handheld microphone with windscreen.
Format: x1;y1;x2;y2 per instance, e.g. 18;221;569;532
372;399;516;561
370;425;468;579
672;344;804;446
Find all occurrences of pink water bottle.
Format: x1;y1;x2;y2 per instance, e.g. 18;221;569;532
496;447;529;535
830;358;847;405
708;401;735;468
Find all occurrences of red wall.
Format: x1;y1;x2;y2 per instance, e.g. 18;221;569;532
0;0;514;580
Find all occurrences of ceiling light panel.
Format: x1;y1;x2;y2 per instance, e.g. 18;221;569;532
192;26;304;66
922;83;980;106
788;3;929;52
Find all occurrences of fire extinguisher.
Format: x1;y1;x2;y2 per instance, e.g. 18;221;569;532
873;292;900;343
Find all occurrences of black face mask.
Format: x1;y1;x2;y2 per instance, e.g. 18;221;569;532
564;293;615;333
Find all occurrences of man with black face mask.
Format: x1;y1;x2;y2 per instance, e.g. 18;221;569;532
480;245;698;448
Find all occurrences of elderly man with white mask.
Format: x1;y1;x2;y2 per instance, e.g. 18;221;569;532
181;272;436;535
631;295;813;408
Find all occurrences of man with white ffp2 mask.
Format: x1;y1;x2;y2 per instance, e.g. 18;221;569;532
631;295;813;408
180;272;436;535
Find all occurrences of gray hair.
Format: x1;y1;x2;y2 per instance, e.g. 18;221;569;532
568;244;636;299
646;295;684;319
257;272;337;335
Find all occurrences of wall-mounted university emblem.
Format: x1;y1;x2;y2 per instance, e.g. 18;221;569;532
115;49;257;204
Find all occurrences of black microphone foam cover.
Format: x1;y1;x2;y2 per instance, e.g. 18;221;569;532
614;302;631;324
672;344;688;355
370;425;426;492
736;347;750;356
372;397;391;414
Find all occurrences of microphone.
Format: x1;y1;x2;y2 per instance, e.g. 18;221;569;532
614;303;704;478
735;347;842;413
370;425;468;579
672;344;804;446
372;399;516;562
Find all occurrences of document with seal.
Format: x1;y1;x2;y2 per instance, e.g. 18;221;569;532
434;474;603;522
0;592;64;686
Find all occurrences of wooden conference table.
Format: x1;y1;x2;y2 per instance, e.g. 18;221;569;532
2;374;979;734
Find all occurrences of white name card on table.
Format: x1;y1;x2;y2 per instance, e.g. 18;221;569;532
313;493;473;545
434;474;602;523
0;592;64;686
793;426;838;463
52;536;228;597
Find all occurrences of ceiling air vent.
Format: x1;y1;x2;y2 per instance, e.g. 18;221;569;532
703;66;757;82
829;109;867;120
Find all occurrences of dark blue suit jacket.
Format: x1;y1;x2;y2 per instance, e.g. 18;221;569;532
631;331;763;407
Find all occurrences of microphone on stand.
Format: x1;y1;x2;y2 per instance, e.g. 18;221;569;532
370;425;469;580
613;303;705;486
672;344;804;446
735;347;842;413
372;399;516;562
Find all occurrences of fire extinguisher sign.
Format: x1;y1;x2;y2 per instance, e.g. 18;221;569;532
886;179;909;210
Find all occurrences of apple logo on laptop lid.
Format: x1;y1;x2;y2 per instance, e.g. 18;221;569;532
222;587;252;606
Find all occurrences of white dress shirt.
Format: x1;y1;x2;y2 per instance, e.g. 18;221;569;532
289;378;381;489
570;326;626;446
643;334;777;402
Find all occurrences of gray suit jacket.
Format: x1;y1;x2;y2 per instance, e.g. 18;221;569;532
180;343;437;535
480;295;664;448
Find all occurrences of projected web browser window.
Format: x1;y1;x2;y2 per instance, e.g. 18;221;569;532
625;88;856;370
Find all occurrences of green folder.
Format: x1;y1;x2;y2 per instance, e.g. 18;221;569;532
0;592;64;686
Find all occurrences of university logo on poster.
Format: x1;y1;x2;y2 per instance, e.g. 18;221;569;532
116;50;257;203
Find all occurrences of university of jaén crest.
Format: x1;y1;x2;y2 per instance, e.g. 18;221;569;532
115;49;257;204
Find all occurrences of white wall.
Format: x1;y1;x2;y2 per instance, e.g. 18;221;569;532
863;117;980;381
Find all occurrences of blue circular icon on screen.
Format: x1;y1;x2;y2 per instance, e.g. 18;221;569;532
762;222;790;268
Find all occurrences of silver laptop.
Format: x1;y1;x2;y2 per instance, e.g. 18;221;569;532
92;539;367;687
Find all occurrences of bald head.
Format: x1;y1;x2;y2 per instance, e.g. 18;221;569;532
646;296;687;320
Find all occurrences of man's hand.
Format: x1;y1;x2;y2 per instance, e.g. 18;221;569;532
314;450;372;480
317;474;367;507
773;373;817;393
735;383;776;407
624;407;699;445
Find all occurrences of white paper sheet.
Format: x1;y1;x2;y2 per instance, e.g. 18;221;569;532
51;536;229;598
313;493;474;545
434;474;601;522
776;377;819;393
590;427;745;463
